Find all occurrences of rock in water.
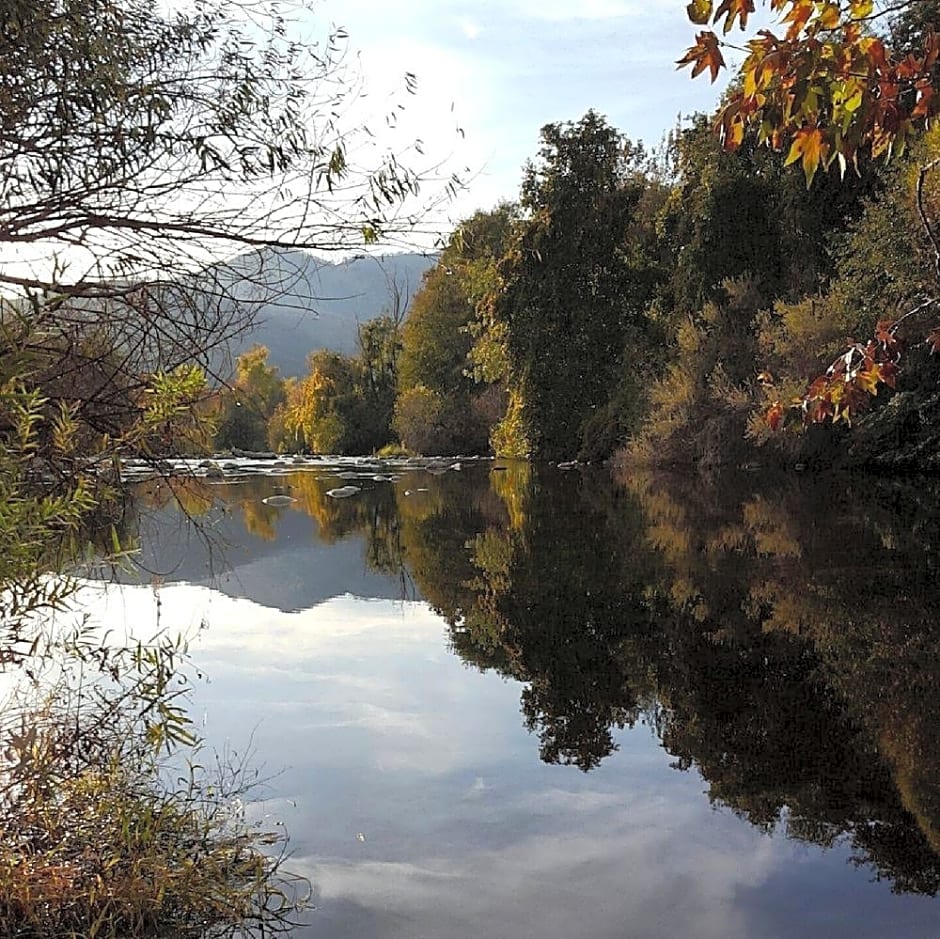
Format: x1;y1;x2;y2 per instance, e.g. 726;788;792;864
262;494;296;506
326;485;361;499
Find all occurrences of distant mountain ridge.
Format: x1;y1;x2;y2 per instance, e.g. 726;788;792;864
216;249;436;377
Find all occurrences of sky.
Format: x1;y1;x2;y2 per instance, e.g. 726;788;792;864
1;0;746;280
305;0;741;243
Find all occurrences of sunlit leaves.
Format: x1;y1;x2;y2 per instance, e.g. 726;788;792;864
676;30;726;81
715;0;755;32
784;127;826;185
679;0;940;183
687;0;713;25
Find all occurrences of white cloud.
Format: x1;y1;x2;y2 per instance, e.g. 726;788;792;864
298;791;784;939
60;581;523;775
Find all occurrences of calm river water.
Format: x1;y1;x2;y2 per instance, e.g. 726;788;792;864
79;459;940;937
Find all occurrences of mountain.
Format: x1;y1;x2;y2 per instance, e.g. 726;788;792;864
212;249;436;377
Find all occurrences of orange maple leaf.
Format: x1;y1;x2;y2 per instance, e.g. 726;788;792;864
677;31;726;82
874;319;897;348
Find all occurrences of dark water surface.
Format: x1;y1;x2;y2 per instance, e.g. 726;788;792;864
83;460;940;937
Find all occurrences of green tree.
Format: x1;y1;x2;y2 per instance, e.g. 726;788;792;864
659;114;877;315
352;314;402;451
481;112;667;460
624;110;880;468
393;385;447;454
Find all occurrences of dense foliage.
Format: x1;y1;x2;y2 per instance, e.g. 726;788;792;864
190;1;940;466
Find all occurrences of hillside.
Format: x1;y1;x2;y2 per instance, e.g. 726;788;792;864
214;249;436;377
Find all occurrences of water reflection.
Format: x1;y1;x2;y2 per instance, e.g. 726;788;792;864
103;460;940;913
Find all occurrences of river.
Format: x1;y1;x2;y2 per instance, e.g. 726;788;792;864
74;457;940;937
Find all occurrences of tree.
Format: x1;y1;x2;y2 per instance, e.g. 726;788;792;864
215;345;285;451
2;0;432;281
393;384;448;454
354;314;402;449
397;205;516;453
621;108;881;468
659;113;878;312
278;350;356;453
480;112;666;460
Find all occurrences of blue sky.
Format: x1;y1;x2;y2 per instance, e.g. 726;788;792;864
313;0;741;235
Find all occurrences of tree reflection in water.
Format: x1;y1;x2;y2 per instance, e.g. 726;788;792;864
129;461;940;895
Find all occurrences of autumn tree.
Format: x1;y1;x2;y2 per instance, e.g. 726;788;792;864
276;351;351;453
396;205;516;453
215;345;286;451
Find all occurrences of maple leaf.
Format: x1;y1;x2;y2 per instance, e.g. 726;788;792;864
804;396;834;424
874;319;897;348
927;327;940;355
677;31;726;82
784;127;827;186
805;375;829;400
879;361;899;389
817;3;841;30
782;0;813;40
839;383;871;421
686;0;713;25
855;364;881;396
912;80;935;120
714;0;755;33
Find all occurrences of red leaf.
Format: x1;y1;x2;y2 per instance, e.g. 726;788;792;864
880;361;899;389
875;319;897;348
766;401;785;431
804;396;834;424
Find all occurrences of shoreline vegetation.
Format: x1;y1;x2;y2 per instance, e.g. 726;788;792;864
0;622;311;939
